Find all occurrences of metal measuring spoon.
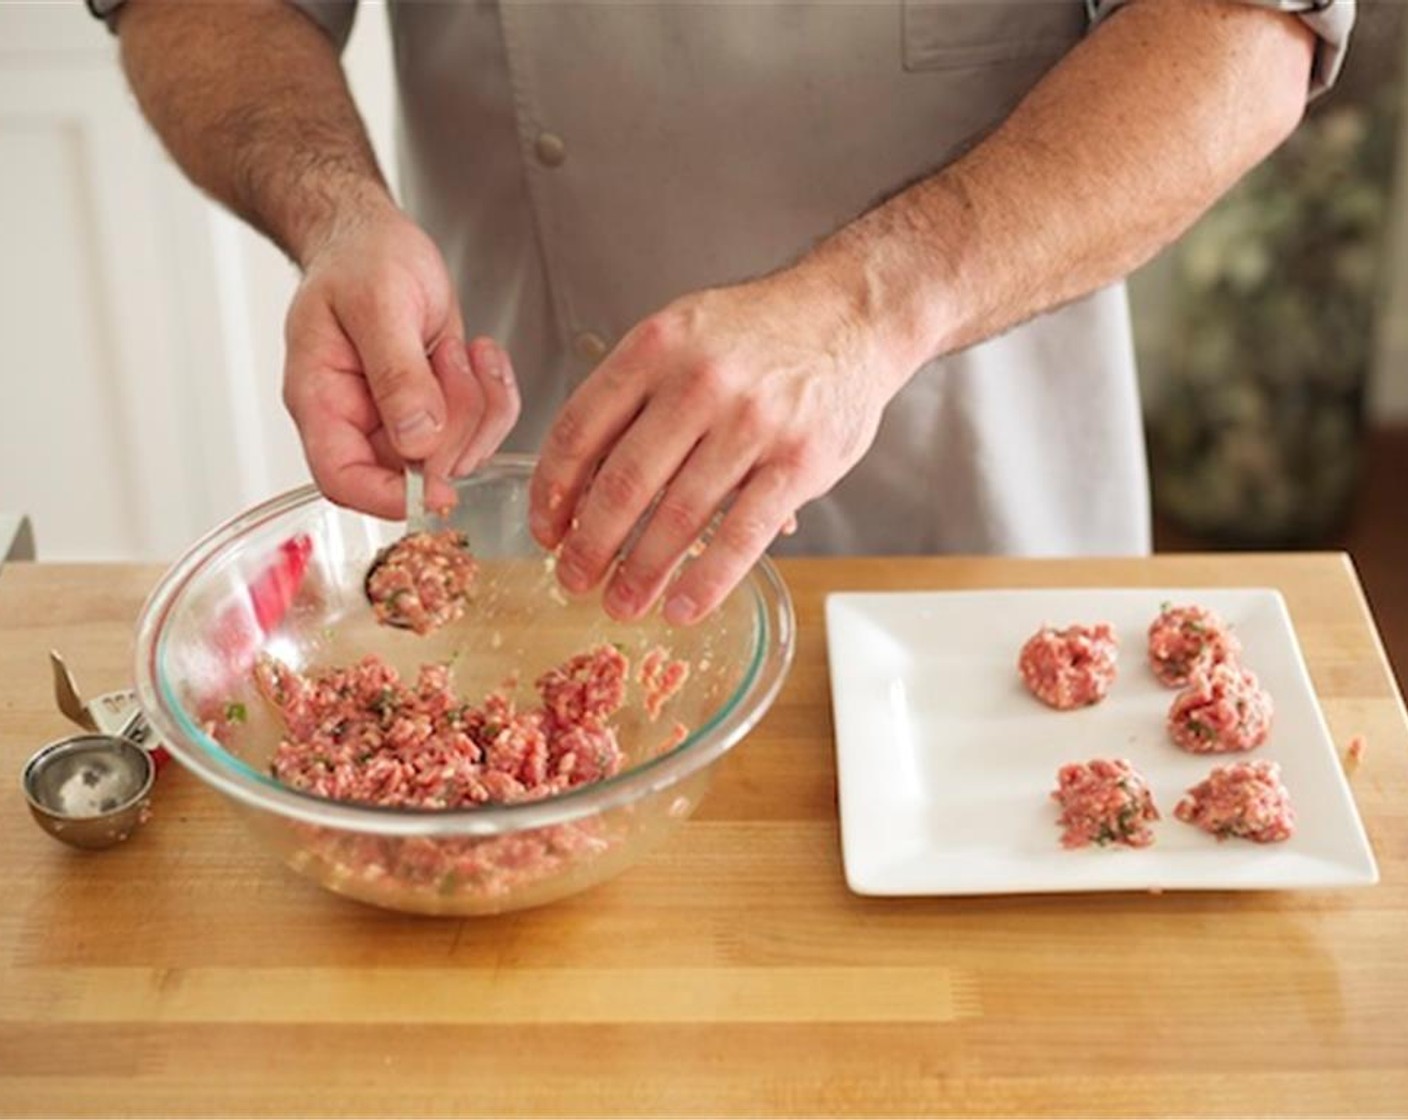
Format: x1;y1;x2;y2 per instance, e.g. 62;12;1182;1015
23;734;155;850
404;459;429;536
363;462;427;609
363;464;477;634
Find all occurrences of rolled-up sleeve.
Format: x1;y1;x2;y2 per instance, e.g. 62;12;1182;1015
83;0;125;31
86;0;359;51
282;0;359;52
1088;0;1355;98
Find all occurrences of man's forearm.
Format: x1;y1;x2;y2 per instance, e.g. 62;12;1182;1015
810;0;1316;378
117;0;392;266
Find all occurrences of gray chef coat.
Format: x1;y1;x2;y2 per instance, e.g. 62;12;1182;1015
98;0;1354;556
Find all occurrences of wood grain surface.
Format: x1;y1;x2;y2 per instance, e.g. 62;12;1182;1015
1;556;1404;1118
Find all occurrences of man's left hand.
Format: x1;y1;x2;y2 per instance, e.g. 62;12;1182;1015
528;266;901;625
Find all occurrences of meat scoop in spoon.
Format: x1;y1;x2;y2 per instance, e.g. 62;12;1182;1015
363;463;478;635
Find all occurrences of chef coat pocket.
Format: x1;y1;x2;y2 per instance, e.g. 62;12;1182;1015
901;0;1086;71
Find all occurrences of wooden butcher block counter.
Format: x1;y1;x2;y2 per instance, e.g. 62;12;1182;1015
0;555;1404;1117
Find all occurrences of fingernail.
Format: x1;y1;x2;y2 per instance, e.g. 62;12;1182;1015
482;343;510;383
664;594;696;626
395;411;439;439
452;452;479;479
607;578;637;617
531;509;553;541
558;552;588;593
448;339;471;375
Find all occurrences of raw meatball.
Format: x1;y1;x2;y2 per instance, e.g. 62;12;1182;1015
1018;623;1119;710
367;530;477;635
1166;663;1273;753
1175;760;1295;843
1147;602;1241;688
1052;758;1160;849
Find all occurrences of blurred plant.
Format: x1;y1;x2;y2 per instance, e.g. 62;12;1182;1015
1147;46;1401;545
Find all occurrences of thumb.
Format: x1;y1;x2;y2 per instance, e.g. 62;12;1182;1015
343;307;448;461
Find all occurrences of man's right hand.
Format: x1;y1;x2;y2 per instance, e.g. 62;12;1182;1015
115;1;520;521
282;199;520;519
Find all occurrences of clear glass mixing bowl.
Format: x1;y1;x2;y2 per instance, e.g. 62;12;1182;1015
133;456;794;915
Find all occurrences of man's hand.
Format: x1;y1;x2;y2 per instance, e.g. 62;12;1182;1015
115;0;521;520
529;266;904;625
531;0;1314;624
283;201;520;518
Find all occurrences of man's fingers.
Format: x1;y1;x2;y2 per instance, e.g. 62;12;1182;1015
301;414;406;519
340;296;448;461
602;430;754;621
283;322;401;516
367;427;400;472
529;348;651;551
452;337;521;478
553;396;704;596
663;464;797;626
421;335;481;512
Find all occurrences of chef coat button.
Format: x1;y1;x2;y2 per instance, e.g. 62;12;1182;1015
572;330;609;364
535;132;567;168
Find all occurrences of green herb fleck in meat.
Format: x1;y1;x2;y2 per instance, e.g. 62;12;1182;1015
370;687;397;720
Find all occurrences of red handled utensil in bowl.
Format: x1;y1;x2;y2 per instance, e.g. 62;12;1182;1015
209;532;315;683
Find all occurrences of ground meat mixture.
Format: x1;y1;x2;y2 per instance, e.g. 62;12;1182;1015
653;720;691;756
1166;662;1274;754
215;641;701;905
1052;758;1160;849
292;818;618;905
366;529;477;635
639;647;689;720
536;645;629;734
252;643;630;809
1344;734;1367;775
1018;623;1120;710
1174;759;1295;843
1147;603;1242;688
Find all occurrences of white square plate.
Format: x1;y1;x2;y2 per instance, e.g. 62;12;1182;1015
825;588;1378;895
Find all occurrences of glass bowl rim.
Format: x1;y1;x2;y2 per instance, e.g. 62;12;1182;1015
132;455;795;837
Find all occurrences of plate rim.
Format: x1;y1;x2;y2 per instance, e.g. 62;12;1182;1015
824;586;1380;897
